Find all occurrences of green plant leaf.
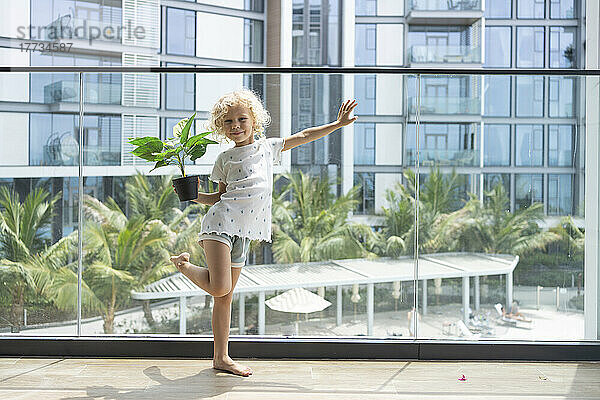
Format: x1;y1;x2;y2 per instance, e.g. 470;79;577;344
184;131;213;148
149;159;170;173
131;141;164;161
179;113;196;145
189;144;207;161
128;136;162;146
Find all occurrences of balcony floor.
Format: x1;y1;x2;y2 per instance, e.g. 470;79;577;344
1;357;599;399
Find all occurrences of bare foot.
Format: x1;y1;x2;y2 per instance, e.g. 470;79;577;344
213;356;253;377
170;252;190;272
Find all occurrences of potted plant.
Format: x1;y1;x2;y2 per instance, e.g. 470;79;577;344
128;113;217;201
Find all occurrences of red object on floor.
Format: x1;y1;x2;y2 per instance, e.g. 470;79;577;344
458;374;467;381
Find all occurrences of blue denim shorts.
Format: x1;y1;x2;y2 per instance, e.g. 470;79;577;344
198;232;251;268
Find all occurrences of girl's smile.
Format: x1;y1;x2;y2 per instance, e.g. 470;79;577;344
223;104;255;147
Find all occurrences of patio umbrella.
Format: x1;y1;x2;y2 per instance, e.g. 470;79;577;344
265;287;331;335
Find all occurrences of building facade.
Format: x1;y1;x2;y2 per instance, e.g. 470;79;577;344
0;0;587;241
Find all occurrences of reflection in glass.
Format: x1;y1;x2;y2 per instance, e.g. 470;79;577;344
517;27;545;67
354;172;375;214
516;76;544;117
517;0;545;18
406;123;478;167
550;0;575;18
484;124;510;166
516;125;544;166
354;123;376;165
355;24;377;66
548;174;573;215
165;63;195;110
244;19;264;63
484;75;511;116
484;173;510;201
485;0;511;18
166;7;196;56
549;77;575;117
548;125;573;166
550;27;576;68
485;27;511;67
408;76;480;115
354;75;376;115
356;0;377;15
515;174;543;210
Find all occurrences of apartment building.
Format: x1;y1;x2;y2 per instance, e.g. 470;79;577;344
0;0;587;242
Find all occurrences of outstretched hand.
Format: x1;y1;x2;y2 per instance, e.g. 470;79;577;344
337;99;358;127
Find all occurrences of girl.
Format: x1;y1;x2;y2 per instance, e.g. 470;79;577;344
171;89;357;376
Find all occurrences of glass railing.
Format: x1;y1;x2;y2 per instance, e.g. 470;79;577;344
0;69;594;345
408;0;482;11
409;96;481;114
409;45;481;64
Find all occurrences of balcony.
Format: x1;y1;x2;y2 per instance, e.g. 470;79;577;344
409;96;481;114
406;0;483;24
409;45;481;65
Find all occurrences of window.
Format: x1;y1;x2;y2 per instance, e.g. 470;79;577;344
548;125;573;166
484;173;511;204
517;27;545;67
354;75;376;115
165;63;195;111
550;27;576;68
355;24;376;66
484;125;510;166
485;0;511;18
516;76;544;117
549;77;575;118
405;123;478;167
354;123;376;165
293;0;341;66
548;174;573;215
354;172;375;214
550;0;575;18
518;0;545;18
515;125;544;166
485;27;511;67
166;8;196;56
484;76;511;117
30;113;121;166
356;0;377;15
515;174;543;210
244;19;264;63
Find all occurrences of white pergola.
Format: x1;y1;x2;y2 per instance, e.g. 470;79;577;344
131;252;519;335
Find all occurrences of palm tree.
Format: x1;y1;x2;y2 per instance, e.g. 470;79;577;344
271;171;378;263
82;195;173;333
438;184;559;254
0;186;60;326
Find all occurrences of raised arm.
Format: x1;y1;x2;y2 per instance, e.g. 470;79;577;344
282;100;358;151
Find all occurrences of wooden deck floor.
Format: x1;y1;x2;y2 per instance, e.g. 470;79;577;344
1;358;599;399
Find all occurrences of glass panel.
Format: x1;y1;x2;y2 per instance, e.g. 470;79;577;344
485;0;512;18
517;27;545;68
516;76;544;117
550;27;576;68
517;0;545;18
408;76;481;115
485;27;511;67
515;174;543;209
548;174;573;215
515;125;544;166
548;125;573;167
165;63;195;111
354;75;376;115
484;124;511;166
409;25;479;64
354;123;376;165
166;7;196;57
484;75;511;116
355;24;377;66
409;0;482;11
0;73;80;335
549;77;575;117
405;123;479;167
550;0;575;18
356;0;377;15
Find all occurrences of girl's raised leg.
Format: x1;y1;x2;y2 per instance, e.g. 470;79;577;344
212;266;252;376
170;240;232;297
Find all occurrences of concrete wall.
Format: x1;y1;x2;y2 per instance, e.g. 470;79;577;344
376;75;403;114
376;24;403;66
376;123;402;165
0;0;29;39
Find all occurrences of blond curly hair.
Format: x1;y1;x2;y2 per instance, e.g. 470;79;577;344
207;89;271;141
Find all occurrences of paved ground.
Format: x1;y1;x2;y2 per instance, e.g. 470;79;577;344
1;358;599;399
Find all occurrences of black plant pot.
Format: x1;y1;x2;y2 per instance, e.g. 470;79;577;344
172;175;199;202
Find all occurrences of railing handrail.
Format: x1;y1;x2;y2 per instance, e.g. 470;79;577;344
1;66;598;75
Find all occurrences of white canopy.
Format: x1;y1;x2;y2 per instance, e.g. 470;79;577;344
265;287;331;314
